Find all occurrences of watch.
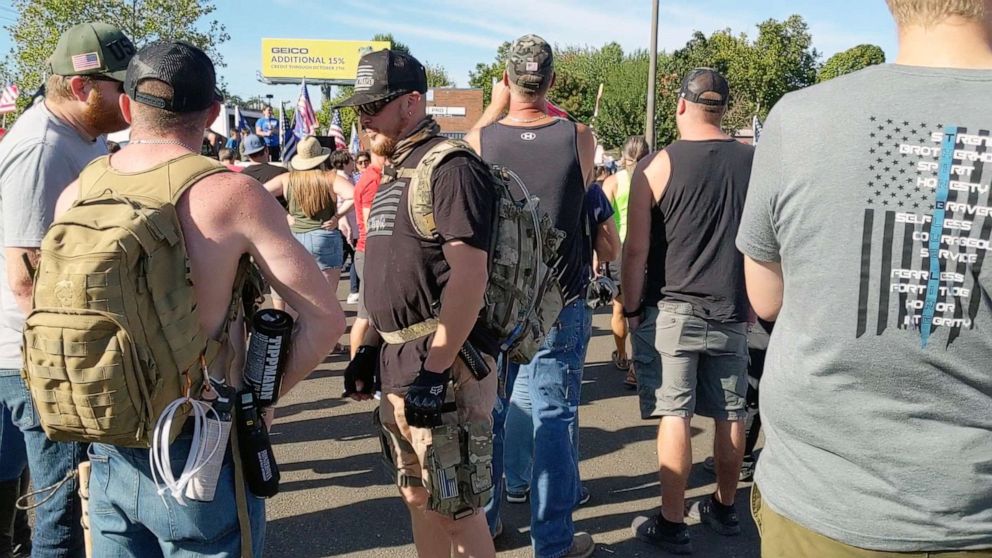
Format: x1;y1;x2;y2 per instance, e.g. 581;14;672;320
622;306;643;318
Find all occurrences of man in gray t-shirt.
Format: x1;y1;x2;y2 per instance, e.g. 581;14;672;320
737;1;992;555
0;22;133;558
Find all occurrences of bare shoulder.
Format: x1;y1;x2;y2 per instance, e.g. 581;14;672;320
601;173;617;197
640;150;671;182
464;129;481;154
181;171;284;231
54;179;80;219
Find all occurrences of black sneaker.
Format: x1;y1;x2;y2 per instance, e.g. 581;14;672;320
631;513;693;554
702;456;756;482
686;495;741;536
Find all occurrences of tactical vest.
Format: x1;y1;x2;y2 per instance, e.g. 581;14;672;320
377;139;564;364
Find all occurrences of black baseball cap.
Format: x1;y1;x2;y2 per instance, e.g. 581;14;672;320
335;49;428;109
124;41;217;113
679;68;730;106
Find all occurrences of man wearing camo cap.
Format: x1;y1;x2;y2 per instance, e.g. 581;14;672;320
468;33;598;558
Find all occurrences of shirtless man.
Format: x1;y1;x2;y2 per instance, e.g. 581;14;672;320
54;41;342;558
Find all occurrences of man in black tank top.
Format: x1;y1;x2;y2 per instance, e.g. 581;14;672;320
466;35;598;558
621;69;753;554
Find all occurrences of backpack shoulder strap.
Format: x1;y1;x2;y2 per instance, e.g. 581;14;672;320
166;154;230;205
406;139;483;239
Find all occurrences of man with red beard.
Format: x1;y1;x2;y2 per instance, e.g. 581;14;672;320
0;21;133;558
337;50;498;557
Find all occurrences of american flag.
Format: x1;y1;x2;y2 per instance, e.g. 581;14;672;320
856;116;992;348
71;52;101;72
0;84;18;114
294;79;317;138
328;110;347;150
348;122;361;155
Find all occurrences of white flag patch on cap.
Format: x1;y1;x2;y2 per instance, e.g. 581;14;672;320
71;52;101;72
526;62;538;72
355;64;375;91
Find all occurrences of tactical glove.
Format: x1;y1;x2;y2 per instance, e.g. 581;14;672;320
403;366;451;428
343;345;379;398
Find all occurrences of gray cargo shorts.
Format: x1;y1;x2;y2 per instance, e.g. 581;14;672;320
631;302;748;420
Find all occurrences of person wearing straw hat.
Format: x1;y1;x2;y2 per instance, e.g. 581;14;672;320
264;136;355;311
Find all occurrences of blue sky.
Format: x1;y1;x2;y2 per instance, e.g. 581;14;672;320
0;0;899;109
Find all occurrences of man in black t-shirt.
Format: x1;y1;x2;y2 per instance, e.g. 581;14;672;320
337;50;498;558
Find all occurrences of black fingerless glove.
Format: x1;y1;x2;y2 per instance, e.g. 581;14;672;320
343;345;379;397
403;366;450;428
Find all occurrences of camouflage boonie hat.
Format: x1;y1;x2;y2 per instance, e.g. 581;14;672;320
507;34;553;92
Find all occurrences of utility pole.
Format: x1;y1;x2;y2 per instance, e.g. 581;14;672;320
646;0;659;150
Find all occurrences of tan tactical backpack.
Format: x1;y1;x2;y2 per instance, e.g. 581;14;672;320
401;139;564;364
22;153;250;448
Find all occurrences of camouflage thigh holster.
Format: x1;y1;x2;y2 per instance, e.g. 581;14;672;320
424;422;493;519
372;409;493;519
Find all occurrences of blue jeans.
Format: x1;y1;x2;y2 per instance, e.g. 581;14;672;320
89;432;266;558
293;228;344;270
0;403;26;481
0;372;86;558
487;300;593;558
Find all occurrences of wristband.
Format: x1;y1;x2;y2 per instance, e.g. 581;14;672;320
622;306;643;318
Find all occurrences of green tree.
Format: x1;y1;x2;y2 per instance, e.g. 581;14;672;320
817;44;885;82
372;33;409;55
425;63;453;88
4;0;229;114
468;41;511;105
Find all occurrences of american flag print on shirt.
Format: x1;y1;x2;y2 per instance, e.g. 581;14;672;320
857;116;992;348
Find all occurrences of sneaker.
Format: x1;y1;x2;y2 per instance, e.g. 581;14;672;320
686;495;741;536
491;518;503;540
578;485;591;506
631;513;692;554
562;532;595;558
739;458;755;482
702;456;755;482
505;487;529;504
346;292;360;305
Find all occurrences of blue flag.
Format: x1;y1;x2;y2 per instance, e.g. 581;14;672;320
280;104;298;162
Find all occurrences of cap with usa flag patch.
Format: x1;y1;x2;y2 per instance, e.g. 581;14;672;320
48;22;135;81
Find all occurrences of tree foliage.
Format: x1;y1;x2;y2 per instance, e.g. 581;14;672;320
469;15;825;149
3;0;228;114
817;44;885;82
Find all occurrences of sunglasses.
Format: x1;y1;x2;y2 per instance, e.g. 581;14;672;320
357;94;403;117
356;159;370;165
89;75;124;93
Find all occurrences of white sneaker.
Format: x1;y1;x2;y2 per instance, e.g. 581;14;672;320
346;293;360;304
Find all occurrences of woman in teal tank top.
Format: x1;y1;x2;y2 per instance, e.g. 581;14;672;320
601;135;650;388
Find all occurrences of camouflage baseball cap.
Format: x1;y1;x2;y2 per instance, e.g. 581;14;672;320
48;22;135;81
506;34;553;92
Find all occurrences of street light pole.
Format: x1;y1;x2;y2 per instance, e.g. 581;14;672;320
646;0;659;150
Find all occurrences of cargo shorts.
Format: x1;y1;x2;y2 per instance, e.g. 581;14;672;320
631;302;748;420
375;355;498;517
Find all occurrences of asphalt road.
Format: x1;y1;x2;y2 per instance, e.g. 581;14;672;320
263;282;762;557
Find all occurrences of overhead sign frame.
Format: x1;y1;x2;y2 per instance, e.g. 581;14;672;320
259;38;391;85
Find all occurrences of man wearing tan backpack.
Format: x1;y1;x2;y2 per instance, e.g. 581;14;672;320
41;41;342;557
0;21;135;558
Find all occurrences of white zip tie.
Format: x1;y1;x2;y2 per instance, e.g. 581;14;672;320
149;396;223;506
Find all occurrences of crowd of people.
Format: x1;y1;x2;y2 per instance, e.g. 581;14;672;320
0;1;990;557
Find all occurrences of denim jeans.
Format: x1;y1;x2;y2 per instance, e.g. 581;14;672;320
487;300;593;558
0;372;87;558
0;403;26;481
89;431;266;558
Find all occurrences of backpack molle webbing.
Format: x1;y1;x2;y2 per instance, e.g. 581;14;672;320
22;153;247;447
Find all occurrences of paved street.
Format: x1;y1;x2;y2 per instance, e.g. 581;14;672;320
264;283;761;557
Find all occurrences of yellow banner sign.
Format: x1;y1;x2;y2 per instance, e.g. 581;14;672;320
260;38;391;81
